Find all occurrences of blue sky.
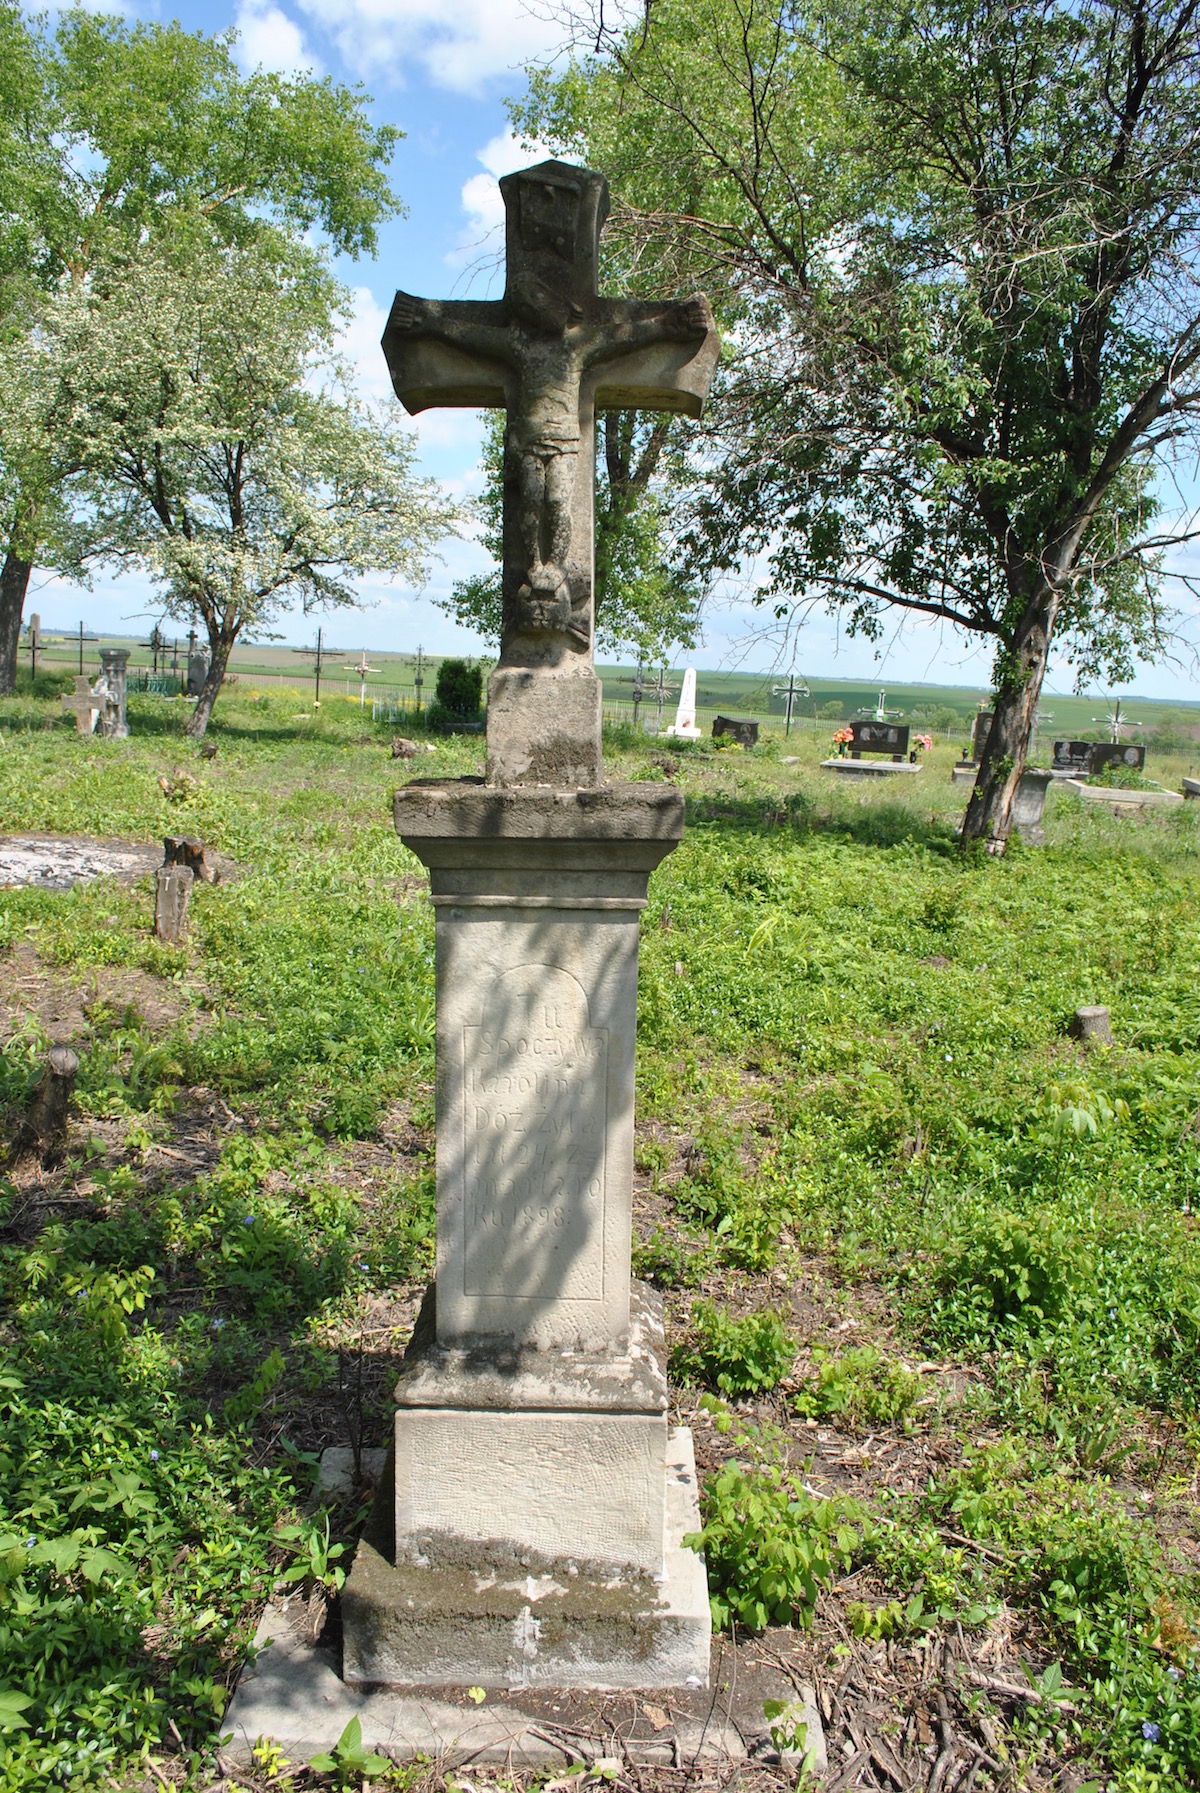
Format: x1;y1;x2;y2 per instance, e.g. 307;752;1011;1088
27;0;1200;703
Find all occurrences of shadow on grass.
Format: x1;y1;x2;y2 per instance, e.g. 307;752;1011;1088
686;791;964;855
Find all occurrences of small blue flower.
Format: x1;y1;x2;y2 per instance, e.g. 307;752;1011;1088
23;1535;36;1549
76;1290;87;1301
149;1450;159;1462
211;1317;225;1332
1109;1307;1118;1319
1168;1666;1181;1680
242;1215;254;1227
1143;1721;1161;1742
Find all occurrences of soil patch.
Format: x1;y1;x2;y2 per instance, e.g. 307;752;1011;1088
0;831;165;890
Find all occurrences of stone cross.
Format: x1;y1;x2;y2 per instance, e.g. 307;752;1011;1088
382;159;719;788
61;676;100;736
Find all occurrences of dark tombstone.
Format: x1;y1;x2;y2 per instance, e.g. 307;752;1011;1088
155;864;194;943
848;720;910;761
712;715;759;747
25;1044;79;1146
163;835;219;884
1086;742;1145;776
1052;739;1095;774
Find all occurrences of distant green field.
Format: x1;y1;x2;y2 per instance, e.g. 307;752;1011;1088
24;630;1200;743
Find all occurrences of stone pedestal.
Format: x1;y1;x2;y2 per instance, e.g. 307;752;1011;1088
1011;769;1053;845
341;780;709;1690
95;648;130;738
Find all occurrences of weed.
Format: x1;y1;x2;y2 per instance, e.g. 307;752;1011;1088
672;1302;795;1397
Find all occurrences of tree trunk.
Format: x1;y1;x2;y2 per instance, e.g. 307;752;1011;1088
184;628;234;740
961;597;1055;849
0;549;33;698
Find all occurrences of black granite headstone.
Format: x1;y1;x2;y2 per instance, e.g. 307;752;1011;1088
849;720;910;760
712;715;759;747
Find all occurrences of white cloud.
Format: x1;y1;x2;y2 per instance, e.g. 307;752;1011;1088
234;1;322;76
294;0;564;94
452;129;560;268
333;285;396;406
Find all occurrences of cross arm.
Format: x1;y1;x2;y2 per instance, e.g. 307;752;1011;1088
382;292;510;414
589;295;720;417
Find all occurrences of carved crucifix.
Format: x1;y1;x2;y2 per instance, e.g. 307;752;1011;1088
61;676;100;736
382;160;719;788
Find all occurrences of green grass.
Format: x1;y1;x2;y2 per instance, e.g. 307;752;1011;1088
1;680;1199;1788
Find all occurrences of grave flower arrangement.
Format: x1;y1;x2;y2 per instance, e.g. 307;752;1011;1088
832;725;854;756
915;733;934;754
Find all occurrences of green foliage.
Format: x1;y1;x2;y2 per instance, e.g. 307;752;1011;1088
673;1302;795;1397
309;1715;390;1784
937;1211;1090;1330
687;1456;869;1629
792;1346;921;1427
433;658;483;717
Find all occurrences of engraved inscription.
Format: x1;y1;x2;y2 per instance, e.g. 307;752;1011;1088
462;964;606;1301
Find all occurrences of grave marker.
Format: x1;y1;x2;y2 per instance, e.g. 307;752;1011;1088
381;160;718;787
341;162;717;1695
61;676;100;736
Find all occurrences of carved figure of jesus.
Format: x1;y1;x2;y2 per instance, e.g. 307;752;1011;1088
382;163;718;664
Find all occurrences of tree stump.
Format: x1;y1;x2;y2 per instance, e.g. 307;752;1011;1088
163;835;219;884
155;864;194;943
27;1045;79;1144
1070;1005;1112;1046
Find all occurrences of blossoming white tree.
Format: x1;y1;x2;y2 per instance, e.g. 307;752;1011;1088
45;239;460;735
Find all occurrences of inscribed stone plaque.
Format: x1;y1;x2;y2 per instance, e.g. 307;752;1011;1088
850;720;910;756
463;963;607;1303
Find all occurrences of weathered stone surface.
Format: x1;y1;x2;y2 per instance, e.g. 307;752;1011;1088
154;864;193;943
342;1428;709;1690
93;648;130;739
1070;1005;1113;1046
381;161;718;788
1184;775;1200;800
486;663;603;788
25;1045;79;1145
1061;778;1182;814
394;776;685;849
61;677;100;736
391;1283;669;1576
394;1282;668;1414
1010;769;1053;846
821;757;922;776
391;735;419;759
186;648;209;697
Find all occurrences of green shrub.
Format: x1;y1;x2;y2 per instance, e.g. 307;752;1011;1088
937;1210;1090;1331
686;1457;868;1629
673;1302;795;1396
793;1345;921;1427
433;658;482;716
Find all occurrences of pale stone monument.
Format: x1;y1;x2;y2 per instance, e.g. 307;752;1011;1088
61;676;101;736
92;647;130;738
665;667;702;740
341;161;719;1691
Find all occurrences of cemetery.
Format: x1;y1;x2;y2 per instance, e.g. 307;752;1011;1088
2;0;1200;1787
4;635;1200;1791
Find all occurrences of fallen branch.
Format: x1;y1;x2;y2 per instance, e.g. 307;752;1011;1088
960;1670;1077;1716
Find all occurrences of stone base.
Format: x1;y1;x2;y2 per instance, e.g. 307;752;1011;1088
1062;779;1183;814
820;757;921;776
1184;777;1200;800
664;725;702;741
951;762;978;784
342;1428;710;1690
486;665;602;788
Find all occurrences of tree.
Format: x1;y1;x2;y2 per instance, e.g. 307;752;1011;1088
444;409;704;661
48;238;460;736
515;0;1200;845
0;4;402;694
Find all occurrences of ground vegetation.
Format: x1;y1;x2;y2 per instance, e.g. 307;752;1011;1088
0;681;1198;1787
